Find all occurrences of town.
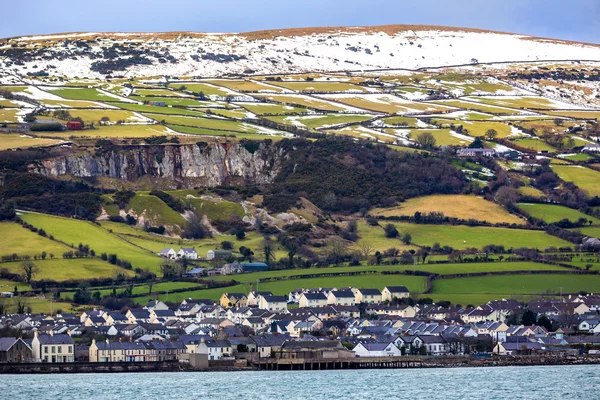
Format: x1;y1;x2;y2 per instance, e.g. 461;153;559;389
1;283;599;369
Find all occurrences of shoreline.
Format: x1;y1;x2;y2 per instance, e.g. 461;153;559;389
1;355;599;374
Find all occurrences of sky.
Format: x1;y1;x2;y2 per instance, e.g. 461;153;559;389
2;0;599;44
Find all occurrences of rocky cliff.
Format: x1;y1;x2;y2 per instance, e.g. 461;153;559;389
31;142;287;187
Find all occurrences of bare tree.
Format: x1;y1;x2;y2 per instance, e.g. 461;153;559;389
327;237;347;267
359;243;374;260
415;132;437;150
20;260;39;285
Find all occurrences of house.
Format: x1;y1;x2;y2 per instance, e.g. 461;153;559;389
578;319;600;334
247;291;273;307
144;300;169;311
417;335;449;356
365;305;416;318
222;263;243;275
197;339;233;360
148;101;166;107
89;339;148;362
178;248;198;260
278;341;354;359
493;341;542;355
327;290;356;306
104;312;128;326
31;331;74;363
149;309;177;323
352;288;383;304
250;334;289;358
126;309;151;324
185;267;207;277
0;337;33;363
299;293;328;308
582;144;600;153
382;286;410;302
457;148;496;157
258;295;288;312
66;121;83;130
145;340;187;361
290;320;323;337
353;342;402;357
206;250;232;260
219;293;248;309
158;248;177;259
241;262;269;272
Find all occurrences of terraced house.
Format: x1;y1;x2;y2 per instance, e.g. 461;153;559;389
352;288;383;305
31;331;74;363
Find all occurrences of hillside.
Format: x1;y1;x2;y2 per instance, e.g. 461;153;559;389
1;25;600;80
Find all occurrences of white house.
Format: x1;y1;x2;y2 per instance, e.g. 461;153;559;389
327;291;356;306
382;286;410;302
578;319;600;334
197;339;233;360
258;295;288;312
353;342;402;357
352;288;382;304
299;293;328;308
158;248;177;259
31;332;74;363
144;300;169;311
178;248;198;260
206;250;232;260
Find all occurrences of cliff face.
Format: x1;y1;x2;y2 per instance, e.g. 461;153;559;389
32;142;286;187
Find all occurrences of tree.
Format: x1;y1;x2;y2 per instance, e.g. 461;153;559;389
553;118;564;127
20;260;39;284
221;241;233;250
496;186;519;208
160;260;180;279
261;240;275;266
537;315;552;331
485;129;498;141
401;233;412;245
359;243;374;260
239;246;254;262
415;132;437;150
327;237;347;267
521;310;537;326
469;137;484;149
16;299;28;314
384;223;399;238
182;211;210;239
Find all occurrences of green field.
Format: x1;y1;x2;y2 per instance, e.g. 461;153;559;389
518;203;600;225
389;222;572;249
0;258;134;281
561;153;596;162
474;96;565;110
352;221;417;253
168;83;232;97
206;79;286;93
45;87;125;101
49;124;173;139
126;193;186;228
405;129;472;147
167;193;245;221
518;186;546;199
111;102;210;116
0;133;62;150
511;138;558;152
259;95;352;112
19;213;163;273
267;114;373;130
325;95;449;114
0;109;20;123
551;165;600;197
434;120;512;138
143;113;262;133
237;103;309;115
431;99;520;114
131;96;210;107
62;109;145;124
0;222;70;258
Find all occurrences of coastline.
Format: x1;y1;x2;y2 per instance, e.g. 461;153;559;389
1;355;599;374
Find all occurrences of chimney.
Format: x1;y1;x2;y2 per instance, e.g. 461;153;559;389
92;339;96;346
49;330;54;336
106;339;110;344
34;331;39;339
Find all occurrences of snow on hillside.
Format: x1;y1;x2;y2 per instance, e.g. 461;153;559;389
1;27;599;79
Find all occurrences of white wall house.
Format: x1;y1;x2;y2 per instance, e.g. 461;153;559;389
353;342;402;357
178;248;198;260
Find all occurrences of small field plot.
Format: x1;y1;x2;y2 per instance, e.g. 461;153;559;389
543;111;600;120
419;261;566;275
0;109;21;123
39;99;115;108
19;213;163;273
351;221;418;253
266;114;373;130
143;113;273;134
51;124;173;139
472;96;575;110
133;89;190;97
126;193;186;228
168;83;234;97
372;195;523;224
167;192;245;221
430;99;522;114
206;79;287;93
518;186;546;199
380;116;424;127
518;203;600;225
0;134;62;150
44;87;127;102
391;222;571;249
0;258;133;281
515;119;578;133
434;120;513;138
431;274;600;296
510;138;558;152
268;81;372;93
257;94;360;112
321;94;453;114
63;109;149;124
236;102;309;115
551;165;600;197
129;96;209;107
111;102;209;116
0;222;70;258
404;129;472;147
561;153;596;162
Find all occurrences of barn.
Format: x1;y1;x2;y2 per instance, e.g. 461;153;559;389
66;121;83;130
241;262;269;272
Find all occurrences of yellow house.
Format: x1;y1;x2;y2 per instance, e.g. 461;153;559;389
89;339;148;362
299;293;328;308
381;286;410;302
352;288;382;304
219;293;248;309
31;331;74;363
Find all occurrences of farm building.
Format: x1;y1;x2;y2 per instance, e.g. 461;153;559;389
207;250;232;260
457;148;496;157
148;101;166;107
178;247;198;260
66;121;83;130
241;262;268;272
582;144;600;153
158;248;177;259
185;268;207;277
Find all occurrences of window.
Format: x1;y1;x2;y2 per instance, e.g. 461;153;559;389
57;346;62;353
44;346;48;354
51;346;55;353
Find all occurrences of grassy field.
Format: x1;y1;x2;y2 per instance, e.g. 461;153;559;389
39;99;115;108
167;193;245;221
434;120;513;138
126;193;186;228
49;124;173;139
351;221;417;253
388;222;572;249
61;109;145;124
380;116;422;127
130;96;209;107
551;165;600;197
0;222;70;258
324;95;449;114
518;203;600;225
268;81;371;93
168;83;232;97
168;125;287;140
267;114;373;130
0;279;32;293
372;195;524;224
0;133;62;150
143;113;261;133
237;103;309;115
45;87;124;101
561;153;596;162
206;79;286;93
0;258;134;281
133;89;188;97
258;95;353;112
0;109;21;123
544;111;600;120
404;129;472;146
0;297;78;315
518;186;546;198
20;213;163;273
111;102;210;116
431;99;520;114
474;96;566;110
511;138;558;152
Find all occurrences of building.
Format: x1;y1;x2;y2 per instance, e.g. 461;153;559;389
206;250;232;260
353;342;402;357
89;339;148;362
247;291;273;307
149;101;166;107
327;290;356;306
0;337;33;363
582;144;600;153
219;293;248;309
299;293;328;308
158;248;177;259
457;148;496;157
66;121;83;130
278;341;354;360
258;295;288;312
178;248;198;260
197;339;233;361
241;262;269;272
382;286;410;302
353;288;383;304
31;332;74;363
185;267;207;277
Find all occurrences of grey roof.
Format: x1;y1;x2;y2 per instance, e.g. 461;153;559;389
250;334;290;347
203;339;231;348
358;288;382;295
385;286;409;293
282;340;342;350
262;295;288;302
36;334;74;345
331;290;355;298
303;293;327;300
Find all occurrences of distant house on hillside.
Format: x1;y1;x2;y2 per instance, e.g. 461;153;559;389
66;121;83;130
457;148;496;157
582;144;600;153
207;250;232;260
158;248;177;259
178;248;198;260
148;101;166;107
241;262;268;272
185;268;206;277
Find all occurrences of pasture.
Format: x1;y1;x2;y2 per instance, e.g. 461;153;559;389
0;134;62;150
267;114;373;130
518;203;600;225
0;222;70;258
372;195;524;224
206;79;286;93
0;258;134;281
551;165;600;197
